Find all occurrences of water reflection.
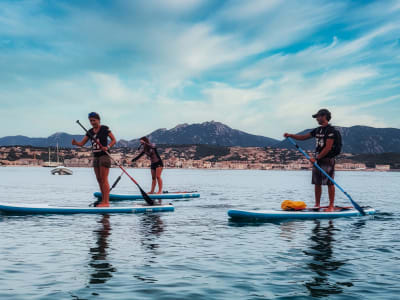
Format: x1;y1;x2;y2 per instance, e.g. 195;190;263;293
138;214;165;253
88;214;116;285
132;214;165;283
303;220;351;297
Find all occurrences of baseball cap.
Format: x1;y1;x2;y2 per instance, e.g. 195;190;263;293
312;109;331;118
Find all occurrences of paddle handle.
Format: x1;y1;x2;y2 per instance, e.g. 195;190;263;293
287;137;365;215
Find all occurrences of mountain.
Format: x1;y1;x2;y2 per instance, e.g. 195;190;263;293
275;126;400;154
0;132;85;148
117;121;279;148
1;123;400;154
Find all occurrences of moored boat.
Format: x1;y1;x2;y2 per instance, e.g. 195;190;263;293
51;166;73;175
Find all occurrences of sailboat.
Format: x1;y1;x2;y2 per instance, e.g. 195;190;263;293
51;143;73;175
42;147;60;168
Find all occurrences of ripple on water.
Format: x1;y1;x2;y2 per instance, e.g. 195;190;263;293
0;168;399;299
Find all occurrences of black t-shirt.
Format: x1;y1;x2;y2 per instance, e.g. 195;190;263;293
310;125;336;158
86;125;110;157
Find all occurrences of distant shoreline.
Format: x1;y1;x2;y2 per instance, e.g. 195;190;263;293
1;145;397;171
1;165;398;172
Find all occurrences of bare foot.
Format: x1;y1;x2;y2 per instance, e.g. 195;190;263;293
148;191;154;194
324;206;335;212
96;202;110;207
156;190;162;194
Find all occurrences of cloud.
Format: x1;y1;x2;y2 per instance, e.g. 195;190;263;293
0;0;399;139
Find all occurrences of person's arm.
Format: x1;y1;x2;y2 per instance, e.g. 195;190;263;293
106;131;117;151
316;139;334;160
72;136;89;147
283;132;312;140
131;151;145;162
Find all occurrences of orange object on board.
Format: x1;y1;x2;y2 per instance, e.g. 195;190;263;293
281;200;307;211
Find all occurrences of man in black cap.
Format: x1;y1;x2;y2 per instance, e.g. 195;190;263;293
284;109;341;211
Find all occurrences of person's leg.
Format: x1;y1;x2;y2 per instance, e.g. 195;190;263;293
323;158;335;212
150;168;156;194
97;166;110;207
94;166;103;195
156;167;163;194
315;185;322;207
326;185;335;211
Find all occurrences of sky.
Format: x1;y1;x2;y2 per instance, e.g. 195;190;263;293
0;0;399;140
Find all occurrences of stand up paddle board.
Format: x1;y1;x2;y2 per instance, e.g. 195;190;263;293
0;202;174;215
93;191;200;201
228;206;375;221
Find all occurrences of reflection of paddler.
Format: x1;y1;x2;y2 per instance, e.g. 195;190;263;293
138;214;165;252
304;220;350;297
88;215;116;285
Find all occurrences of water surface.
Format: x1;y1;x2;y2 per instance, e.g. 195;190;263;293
0;167;399;299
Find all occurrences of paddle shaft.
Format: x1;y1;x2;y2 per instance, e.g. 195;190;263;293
287;137;365;215
110;172;123;191
76;120;154;205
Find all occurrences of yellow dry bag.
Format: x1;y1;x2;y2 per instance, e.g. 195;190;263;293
281;200;307;211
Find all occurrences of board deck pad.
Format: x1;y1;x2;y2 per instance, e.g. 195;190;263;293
0;202;174;215
228;207;375;220
94;191;200;201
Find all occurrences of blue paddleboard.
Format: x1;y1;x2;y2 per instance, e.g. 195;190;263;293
0;202;174;215
228;207;375;221
94;192;200;201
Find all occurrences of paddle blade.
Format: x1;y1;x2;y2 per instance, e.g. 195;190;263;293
348;195;366;216
138;186;154;206
110;176;122;191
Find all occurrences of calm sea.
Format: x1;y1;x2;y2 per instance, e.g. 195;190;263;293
0;167;399;299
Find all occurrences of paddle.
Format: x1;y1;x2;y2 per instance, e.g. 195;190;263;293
287;137;365;216
103;145;147;195
76;120;154;206
89;171;123;207
107;142;143;192
110;171;123;192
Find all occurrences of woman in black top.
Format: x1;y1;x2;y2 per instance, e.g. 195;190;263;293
72;112;117;207
132;137;164;195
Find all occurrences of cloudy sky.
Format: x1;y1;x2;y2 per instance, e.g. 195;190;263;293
1;0;399;140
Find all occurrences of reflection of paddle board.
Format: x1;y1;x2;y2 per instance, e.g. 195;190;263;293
0;202;174;215
228;207;375;221
94;192;200;201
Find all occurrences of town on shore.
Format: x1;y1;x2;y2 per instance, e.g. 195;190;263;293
0;144;395;171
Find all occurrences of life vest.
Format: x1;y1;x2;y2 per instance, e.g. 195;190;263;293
281;200;307;211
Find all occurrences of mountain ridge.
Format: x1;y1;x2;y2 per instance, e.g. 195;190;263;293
0;122;399;154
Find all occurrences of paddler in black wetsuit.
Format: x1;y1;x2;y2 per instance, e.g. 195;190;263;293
131;137;164;196
72;112;117;207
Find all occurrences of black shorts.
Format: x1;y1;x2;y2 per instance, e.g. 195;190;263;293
151;160;164;170
312;158;335;186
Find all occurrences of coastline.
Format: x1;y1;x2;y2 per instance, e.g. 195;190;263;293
1;165;397;172
1;145;396;172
